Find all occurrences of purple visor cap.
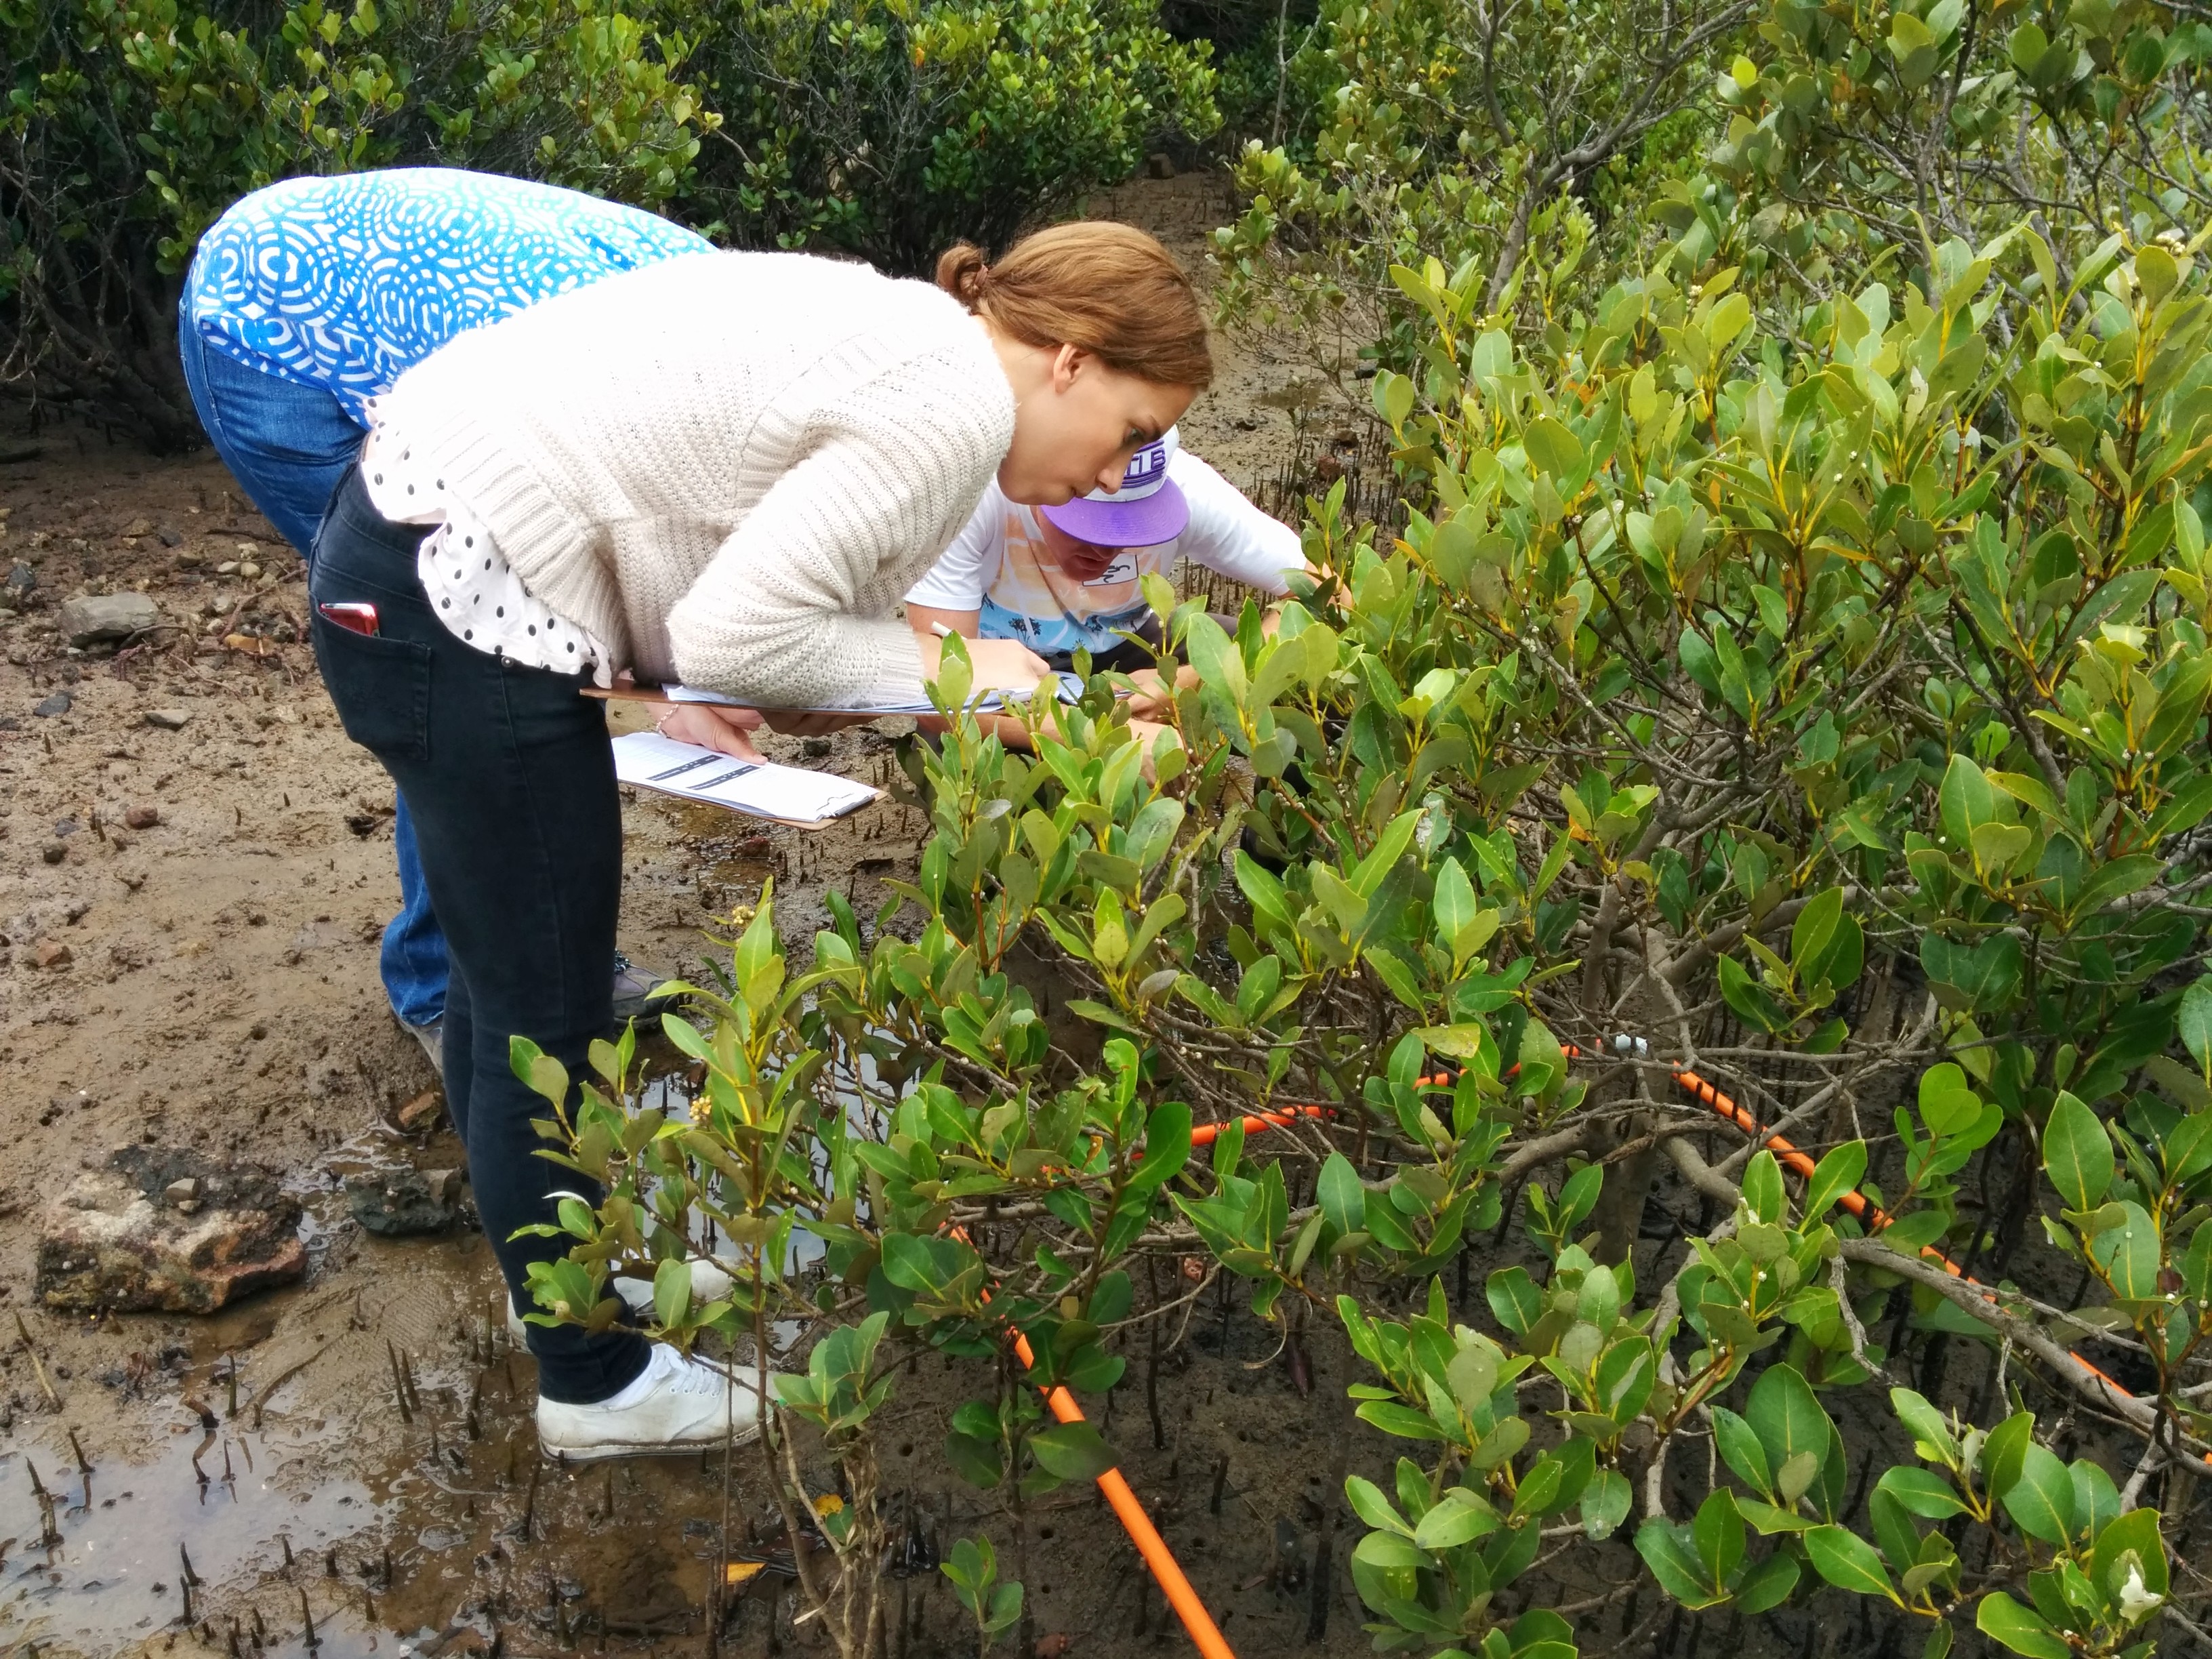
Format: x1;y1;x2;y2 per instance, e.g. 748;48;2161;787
1040;480;1189;547
1038;426;1191;547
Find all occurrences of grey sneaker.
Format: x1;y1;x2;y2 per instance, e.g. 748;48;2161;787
401;1015;443;1078
610;953;675;1025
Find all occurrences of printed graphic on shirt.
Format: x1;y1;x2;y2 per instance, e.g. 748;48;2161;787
186;169;711;423
975;506;1174;659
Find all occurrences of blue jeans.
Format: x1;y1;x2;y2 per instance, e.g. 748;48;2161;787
310;468;648;1402
177;306;451;1027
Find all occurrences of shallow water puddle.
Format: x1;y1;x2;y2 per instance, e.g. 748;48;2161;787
4;1172;803;1656
3;1405;383;1656
5;1383;758;1656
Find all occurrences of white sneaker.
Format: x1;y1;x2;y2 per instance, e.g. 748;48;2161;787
535;1342;773;1462
505;1257;736;1344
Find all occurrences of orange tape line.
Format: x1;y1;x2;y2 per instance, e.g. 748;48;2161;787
1637;1055;2203;1462
1236;1048;2199;1460
1189;1104;1333;1147
1010;1328;1237;1659
950;1227;1237;1659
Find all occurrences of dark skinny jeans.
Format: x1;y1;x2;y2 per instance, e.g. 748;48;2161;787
309;468;649;1404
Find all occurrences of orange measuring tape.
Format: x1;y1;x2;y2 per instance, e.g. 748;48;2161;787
940;1035;2200;1658
950;1223;1237;1659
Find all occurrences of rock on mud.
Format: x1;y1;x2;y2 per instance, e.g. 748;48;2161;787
58;592;162;646
35;1148;306;1314
344;1166;468;1236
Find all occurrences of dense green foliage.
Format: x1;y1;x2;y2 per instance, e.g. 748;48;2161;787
1212;0;1751;370
0;0;1216;444
15;0;2211;1645
686;0;1217;270
537;199;2212;1654
508;0;2212;1652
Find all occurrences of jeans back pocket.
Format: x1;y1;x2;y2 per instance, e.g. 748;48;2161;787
312;615;434;762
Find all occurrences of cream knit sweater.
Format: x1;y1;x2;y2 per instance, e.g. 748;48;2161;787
369;251;1015;705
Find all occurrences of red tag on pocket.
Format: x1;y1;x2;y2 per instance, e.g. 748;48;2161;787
317;601;380;637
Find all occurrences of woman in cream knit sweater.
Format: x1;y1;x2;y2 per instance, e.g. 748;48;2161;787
306;220;1209;1460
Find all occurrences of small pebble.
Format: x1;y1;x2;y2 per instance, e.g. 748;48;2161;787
41;843;66;865
144;708;191;731
33;690;71;717
124;804;161;830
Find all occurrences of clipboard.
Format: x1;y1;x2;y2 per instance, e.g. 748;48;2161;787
582;672;1086;718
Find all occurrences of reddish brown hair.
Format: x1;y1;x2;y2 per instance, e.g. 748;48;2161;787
937;222;1212;389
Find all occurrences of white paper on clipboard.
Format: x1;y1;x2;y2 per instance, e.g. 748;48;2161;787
611;733;880;825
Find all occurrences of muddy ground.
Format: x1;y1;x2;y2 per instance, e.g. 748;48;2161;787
0;173;1453;1659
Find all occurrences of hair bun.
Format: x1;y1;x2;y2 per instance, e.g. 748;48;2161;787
930;222;1212;389
935;242;990;308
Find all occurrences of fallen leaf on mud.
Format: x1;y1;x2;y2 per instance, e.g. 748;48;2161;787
1035;1636;1074;1658
223;634;274;657
724;1561;766;1588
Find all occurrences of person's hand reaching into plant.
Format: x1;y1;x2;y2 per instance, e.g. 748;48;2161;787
1122;664;1197;719
1129;716;1181;781
926;634;1051;697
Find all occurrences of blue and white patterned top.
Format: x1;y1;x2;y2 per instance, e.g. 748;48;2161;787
184;168;712;424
